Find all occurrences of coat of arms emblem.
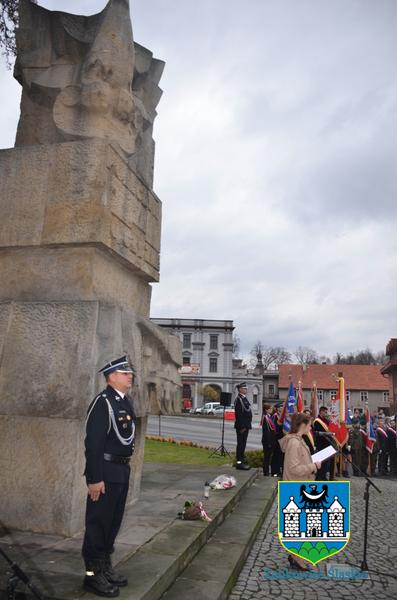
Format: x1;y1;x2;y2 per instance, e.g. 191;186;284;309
278;481;350;565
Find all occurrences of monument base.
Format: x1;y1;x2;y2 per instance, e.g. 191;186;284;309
0;299;177;536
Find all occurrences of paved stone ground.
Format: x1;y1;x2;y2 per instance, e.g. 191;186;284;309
230;477;397;600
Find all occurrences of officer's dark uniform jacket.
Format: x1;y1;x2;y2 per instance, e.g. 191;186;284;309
234;394;252;430
84;385;136;484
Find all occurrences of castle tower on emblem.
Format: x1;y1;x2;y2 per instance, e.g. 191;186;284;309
327;496;345;537
280;486;348;543
305;508;323;538
282;497;301;538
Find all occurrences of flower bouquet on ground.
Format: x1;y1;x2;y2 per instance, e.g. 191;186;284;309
178;501;212;522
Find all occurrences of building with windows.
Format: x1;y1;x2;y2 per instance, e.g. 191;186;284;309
151;318;235;409
381;338;397;415
277;364;391;415
151;318;263;412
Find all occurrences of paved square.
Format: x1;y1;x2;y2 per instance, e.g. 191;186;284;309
230;477;397;600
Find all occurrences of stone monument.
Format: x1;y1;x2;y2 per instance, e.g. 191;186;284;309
0;0;181;537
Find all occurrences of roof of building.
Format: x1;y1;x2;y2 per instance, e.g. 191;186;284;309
278;364;389;391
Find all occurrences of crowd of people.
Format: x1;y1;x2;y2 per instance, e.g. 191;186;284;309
260;402;397;479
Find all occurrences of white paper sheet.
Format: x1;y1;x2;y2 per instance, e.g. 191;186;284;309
311;445;337;463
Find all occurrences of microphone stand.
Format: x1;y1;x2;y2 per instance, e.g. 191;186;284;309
324;434;381;572
209;406;232;458
0;547;44;599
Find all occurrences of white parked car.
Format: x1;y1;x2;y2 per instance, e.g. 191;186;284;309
195;402;221;414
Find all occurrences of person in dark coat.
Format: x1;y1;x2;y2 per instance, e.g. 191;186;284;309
261;403;276;475
271;404;284;476
376;419;389;475
313;407;334;480
349;423;364;476
302;408;316;454
387;419;397;475
82;356;136;597
234;382;252;470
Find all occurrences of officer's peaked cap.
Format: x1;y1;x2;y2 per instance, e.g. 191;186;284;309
237;381;248;390
99;355;135;376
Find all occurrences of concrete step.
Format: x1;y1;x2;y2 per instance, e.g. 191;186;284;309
161;475;277;600
114;468;260;600
4;466;263;600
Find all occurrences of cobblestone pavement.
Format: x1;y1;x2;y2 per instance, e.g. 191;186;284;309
230;477;397;600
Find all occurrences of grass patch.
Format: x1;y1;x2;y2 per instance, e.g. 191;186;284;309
144;439;233;466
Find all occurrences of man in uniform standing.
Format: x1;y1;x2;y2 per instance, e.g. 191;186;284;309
234;382;252;470
82;356;136;597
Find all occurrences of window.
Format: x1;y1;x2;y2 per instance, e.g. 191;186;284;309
253;394;258;406
210;335;218;350
209;357;218;373
183;357;191;366
330;390;337;401
183;333;191;349
360;391;368;403
383;391;389;403
182;384;192;399
269;384;275;395
317;390;324;402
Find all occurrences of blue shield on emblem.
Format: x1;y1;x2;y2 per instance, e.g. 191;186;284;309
278;481;350;565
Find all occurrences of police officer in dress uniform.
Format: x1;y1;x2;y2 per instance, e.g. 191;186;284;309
234;382;252;470
82;356;136;597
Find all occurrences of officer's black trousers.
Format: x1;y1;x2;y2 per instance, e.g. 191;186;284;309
236;429;249;462
82;481;129;563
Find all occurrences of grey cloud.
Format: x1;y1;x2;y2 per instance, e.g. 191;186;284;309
1;0;396;358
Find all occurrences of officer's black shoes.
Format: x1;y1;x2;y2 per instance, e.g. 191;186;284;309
102;558;128;587
235;462;251;470
83;572;119;597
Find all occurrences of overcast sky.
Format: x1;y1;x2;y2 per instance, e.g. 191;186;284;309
1;0;396;359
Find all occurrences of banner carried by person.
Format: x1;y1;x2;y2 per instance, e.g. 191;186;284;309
297;380;304;413
310;382;318;418
328;374;349;446
363;403;376;454
279;381;301;434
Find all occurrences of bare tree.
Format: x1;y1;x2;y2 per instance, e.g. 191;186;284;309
249;342;291;370
333;348;386;365
294;346;319;365
232;334;241;358
0;0;37;66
